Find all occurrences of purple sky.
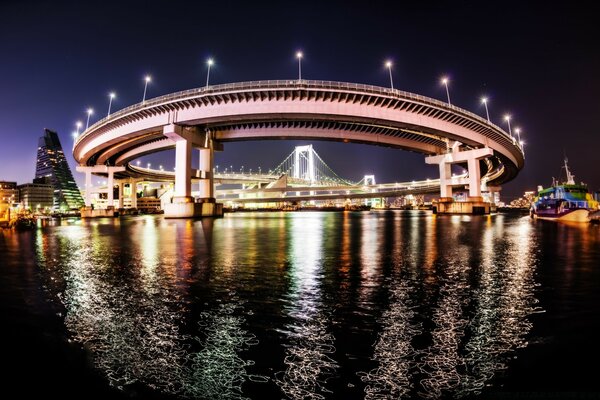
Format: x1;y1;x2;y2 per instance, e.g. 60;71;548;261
1;1;599;199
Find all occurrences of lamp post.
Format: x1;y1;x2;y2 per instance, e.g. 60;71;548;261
85;108;94;129
296;51;303;81
107;92;116;116
441;76;451;105
504;114;513;137
385;60;394;90
142;75;151;102
206;58;214;88
515;127;522;143
75;121;83;135
481;97;490;122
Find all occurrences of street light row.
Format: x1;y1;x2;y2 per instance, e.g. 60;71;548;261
73;52;524;147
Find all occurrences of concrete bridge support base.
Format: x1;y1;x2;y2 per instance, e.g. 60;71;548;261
164;198;223;219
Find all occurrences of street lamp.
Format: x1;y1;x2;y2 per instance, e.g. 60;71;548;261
206;58;214;88
504;114;513;136
142;75;151;103
147;163;151;170
515;127;522;143
75;121;83;135
85;108;94;129
441;76;451;105
385;60;394;90
296;51;303;81
136;161;141;166
481;97;490;122
107;92;116;116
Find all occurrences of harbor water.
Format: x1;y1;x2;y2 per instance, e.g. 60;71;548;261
1;211;599;399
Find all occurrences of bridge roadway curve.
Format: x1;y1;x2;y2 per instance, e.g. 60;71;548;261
73;80;525;186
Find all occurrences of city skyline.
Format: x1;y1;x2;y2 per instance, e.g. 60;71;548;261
1;1;599;199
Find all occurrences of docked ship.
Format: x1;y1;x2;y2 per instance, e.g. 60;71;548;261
530;158;598;222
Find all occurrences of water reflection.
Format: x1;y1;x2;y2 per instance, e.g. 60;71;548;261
23;212;565;399
276;214;339;399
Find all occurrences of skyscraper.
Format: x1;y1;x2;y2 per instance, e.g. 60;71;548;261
35;129;84;211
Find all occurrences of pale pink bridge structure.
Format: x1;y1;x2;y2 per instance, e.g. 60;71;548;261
73;80;525;218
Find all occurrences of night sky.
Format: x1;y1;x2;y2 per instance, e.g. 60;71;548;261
1;0;598;199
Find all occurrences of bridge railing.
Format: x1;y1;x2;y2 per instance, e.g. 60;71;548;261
79;80;521;154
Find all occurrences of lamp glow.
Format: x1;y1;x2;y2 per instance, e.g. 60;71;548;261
385;60;394;89
441;76;451;105
142;75;151;102
481;96;490;122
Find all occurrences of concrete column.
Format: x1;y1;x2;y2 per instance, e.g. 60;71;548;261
85;170;93;207
118;182;124;209
487;186;501;204
439;162;452;198
174;136;192;199
107;171;115;208
129;179;138;208
198;147;214;199
467;158;481;198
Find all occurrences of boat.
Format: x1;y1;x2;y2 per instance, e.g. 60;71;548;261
9;213;37;230
530;158;598;222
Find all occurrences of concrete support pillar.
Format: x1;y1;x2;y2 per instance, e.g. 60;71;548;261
118;181;124;209
107;171;114;208
76;165;125;212
467;157;481;198
438;162;453;198
198;147;214;200
162;124;222;218
426;145;493;201
487;186;502;205
85;170;93;207
129;179;138;209
174;138;192;199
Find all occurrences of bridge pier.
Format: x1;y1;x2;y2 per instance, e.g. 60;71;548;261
426;145;494;215
75;165;126;217
163;124;222;218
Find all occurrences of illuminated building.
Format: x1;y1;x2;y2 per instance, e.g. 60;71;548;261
35;129;84;211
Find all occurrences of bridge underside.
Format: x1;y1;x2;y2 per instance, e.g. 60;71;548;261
73;80;524;217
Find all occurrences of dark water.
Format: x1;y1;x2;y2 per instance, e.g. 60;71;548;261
1;211;599;399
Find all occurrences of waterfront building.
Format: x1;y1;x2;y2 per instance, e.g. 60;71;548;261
0;181;19;219
35;129;84;211
0;181;18;205
18;182;54;212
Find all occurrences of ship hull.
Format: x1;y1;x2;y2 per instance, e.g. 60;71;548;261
532;208;590;222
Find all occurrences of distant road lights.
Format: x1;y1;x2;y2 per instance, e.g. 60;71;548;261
147;163;151;170
136;160;140;166
142;75;151;102
481;97;490;122
504;114;513;136
107;92;116;116
385;60;394;90
85;108;94;129
75;121;83;135
71;131;78;139
205;58;214;88
441;76;451;105
296;51;303;81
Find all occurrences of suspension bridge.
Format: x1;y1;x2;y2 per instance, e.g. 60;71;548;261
103;143;483;208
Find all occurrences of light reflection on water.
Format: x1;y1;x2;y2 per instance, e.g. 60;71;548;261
29;211;557;398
